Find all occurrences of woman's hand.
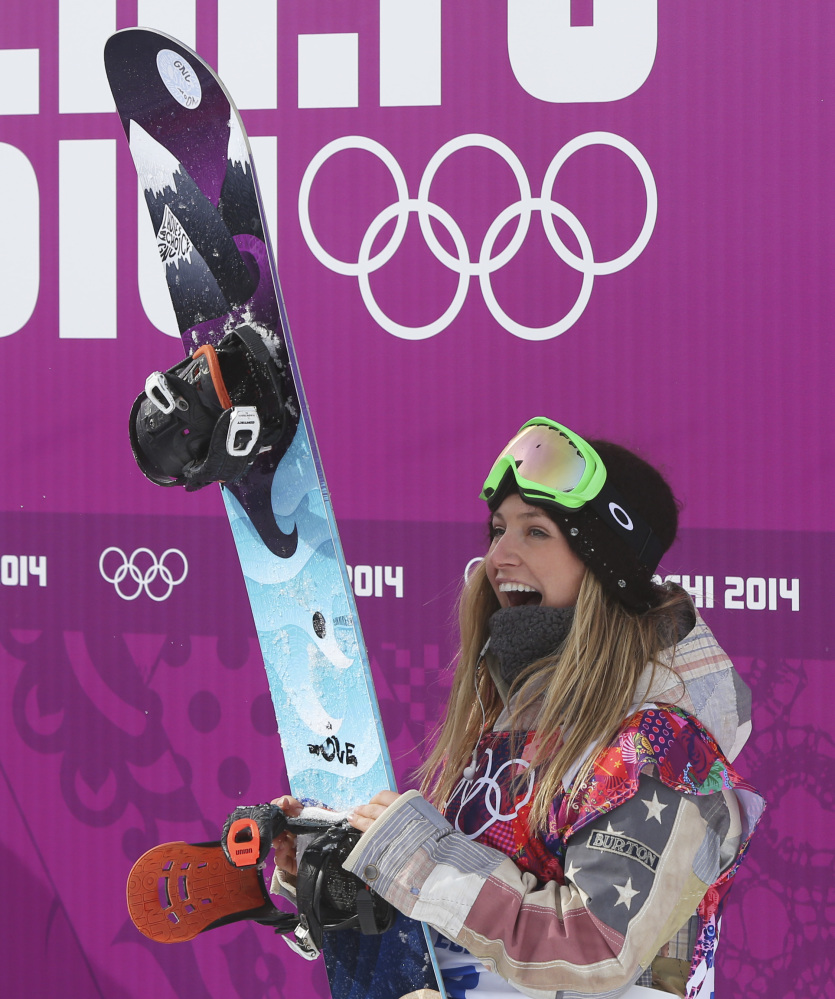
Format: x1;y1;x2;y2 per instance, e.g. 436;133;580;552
348;790;399;834
270;794;303;876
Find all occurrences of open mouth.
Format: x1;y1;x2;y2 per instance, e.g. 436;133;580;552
499;583;542;607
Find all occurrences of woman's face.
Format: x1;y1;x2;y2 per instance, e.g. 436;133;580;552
486;493;586;609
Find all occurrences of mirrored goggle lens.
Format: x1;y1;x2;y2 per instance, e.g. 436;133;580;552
494;425;587;495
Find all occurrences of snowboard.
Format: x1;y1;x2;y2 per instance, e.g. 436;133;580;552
104;28;444;999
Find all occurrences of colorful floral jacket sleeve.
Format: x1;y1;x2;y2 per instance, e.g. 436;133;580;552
343;707;764;999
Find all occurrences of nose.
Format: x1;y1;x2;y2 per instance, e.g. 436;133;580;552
488;530;520;568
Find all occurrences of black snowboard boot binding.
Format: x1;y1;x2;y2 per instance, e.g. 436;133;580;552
222;803;396;959
129;324;288;491
125;803;396;960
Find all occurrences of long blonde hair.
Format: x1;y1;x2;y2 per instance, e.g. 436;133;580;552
420;559;690;831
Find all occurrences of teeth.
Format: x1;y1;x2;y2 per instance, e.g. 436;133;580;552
499;583;538;593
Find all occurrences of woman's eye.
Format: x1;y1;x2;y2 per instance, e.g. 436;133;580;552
490;525;504;539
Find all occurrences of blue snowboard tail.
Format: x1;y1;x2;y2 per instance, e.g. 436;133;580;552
104;27;444;999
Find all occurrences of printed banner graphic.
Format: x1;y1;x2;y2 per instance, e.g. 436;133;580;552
1;3;831;998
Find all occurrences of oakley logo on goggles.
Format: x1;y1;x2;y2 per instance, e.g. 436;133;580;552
481;418;664;572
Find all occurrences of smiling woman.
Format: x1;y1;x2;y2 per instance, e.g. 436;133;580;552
273;418;765;999
486;495;587;609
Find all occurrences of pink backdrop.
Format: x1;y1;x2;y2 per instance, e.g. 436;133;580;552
1;3;831;997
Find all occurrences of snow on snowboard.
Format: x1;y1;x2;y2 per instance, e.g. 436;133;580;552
104;27;443;999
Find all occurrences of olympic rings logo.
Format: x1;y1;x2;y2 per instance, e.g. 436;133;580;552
99;547;189;601
299;132;657;341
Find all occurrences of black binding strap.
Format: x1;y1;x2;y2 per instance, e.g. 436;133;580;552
294;821;395;954
130;324;288;491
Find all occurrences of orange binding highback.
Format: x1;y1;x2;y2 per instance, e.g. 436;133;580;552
126;840;276;943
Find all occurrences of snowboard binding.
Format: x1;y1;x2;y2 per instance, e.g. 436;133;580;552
129;324;289;491
292;817;397;960
126;804;395;960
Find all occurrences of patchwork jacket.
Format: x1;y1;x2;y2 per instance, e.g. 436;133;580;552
343;612;765;998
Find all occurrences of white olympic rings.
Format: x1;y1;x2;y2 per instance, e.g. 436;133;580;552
298;132;657;341
450;747;535;841
99;547;189;601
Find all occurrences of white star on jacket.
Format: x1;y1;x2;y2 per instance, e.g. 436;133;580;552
564;860;582;882
613;877;641;910
641;791;668;823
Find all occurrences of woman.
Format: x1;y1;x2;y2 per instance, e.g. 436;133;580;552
273;418;763;998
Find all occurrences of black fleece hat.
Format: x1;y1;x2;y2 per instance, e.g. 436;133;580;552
548;440;678;610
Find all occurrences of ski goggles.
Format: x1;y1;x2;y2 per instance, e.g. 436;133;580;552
481;418;606;511
481;418;664;570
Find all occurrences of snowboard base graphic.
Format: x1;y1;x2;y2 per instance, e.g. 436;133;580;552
104;27;444;999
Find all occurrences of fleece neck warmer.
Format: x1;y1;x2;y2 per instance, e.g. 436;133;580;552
487;605;574;697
